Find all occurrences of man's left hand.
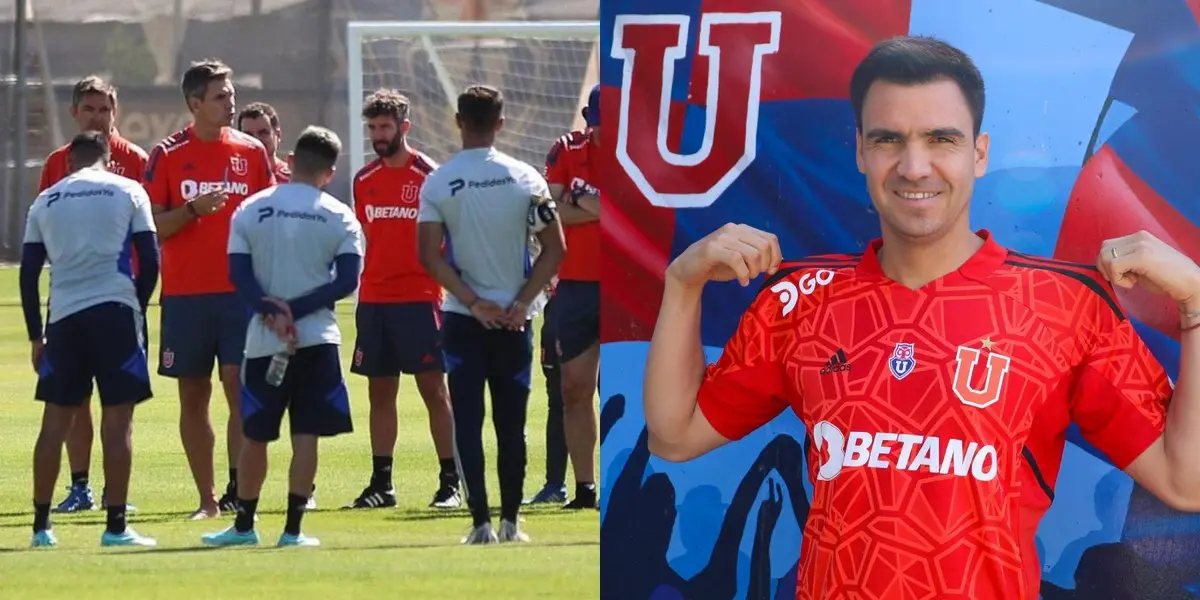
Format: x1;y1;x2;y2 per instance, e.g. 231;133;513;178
1098;231;1200;308
504;300;529;331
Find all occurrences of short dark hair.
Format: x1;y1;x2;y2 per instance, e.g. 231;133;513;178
457;85;504;132
72;75;118;107
237;102;280;130
361;89;410;122
67;131;110;169
180;58;233;102
849;36;986;136
292;126;341;177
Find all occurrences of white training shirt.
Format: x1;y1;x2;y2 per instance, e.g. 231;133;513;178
23;166;157;321
228;182;364;359
417;147;553;319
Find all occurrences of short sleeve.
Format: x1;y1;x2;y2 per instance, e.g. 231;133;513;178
129;186;157;234
126;144;150;182
1068;300;1172;470
696;291;791;442
226;203;251;254
143;144;172;209
527;194;559;234
22;200;43;244
256;144;277;191
543;138;570;187
417;180;443;223
337;212;365;257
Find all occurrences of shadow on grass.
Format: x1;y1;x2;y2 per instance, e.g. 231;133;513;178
0;512;201;529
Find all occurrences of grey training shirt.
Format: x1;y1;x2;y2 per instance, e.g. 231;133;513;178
228;182;364;359
417;147;553;319
23;166;157;322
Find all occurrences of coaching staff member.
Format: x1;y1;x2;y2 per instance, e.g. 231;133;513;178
417;84;565;545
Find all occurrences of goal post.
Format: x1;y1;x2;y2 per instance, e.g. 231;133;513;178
345;20;600;179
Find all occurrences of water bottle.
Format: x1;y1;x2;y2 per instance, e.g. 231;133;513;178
265;351;289;387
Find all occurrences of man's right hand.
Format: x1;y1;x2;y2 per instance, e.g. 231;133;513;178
30;339;44;373
666;223;782;288
189;190;228;216
470;299;508;329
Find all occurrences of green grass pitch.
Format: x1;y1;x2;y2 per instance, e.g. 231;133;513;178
0;271;599;599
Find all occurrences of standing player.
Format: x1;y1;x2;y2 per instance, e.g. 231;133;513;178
417;85;565;543
345;89;459;510
643;36;1200;599
526;279;569;504
37;75;148;515
203;126;362;548
237;102;291;183
537;84;601;509
21;132;160;548
145;59;276;519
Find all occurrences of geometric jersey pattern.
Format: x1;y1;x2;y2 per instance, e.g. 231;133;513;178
696;231;1173;600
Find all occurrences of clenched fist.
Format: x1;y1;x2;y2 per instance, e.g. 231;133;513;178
666;223;782;288
1097;230;1200;309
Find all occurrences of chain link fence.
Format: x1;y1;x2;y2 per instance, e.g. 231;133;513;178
1;0;598;261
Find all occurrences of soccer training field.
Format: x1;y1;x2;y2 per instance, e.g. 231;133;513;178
0;269;599;599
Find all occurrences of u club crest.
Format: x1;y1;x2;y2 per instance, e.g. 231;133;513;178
888;343;916;380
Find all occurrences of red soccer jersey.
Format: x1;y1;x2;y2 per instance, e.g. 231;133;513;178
696;231;1172;600
39;133;148;191
273;156;291;183
353;152;441;304
544;129;600;282
144;125;276;296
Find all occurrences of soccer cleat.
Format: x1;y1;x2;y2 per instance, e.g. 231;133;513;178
277;532;320;547
498;519;530;543
100;489;138;514
101;528;157;547
52;483;95;513
429;486;462;509
217;484;239;513
523;483;567;505
344;484;397;509
31;529;57;548
461;522;499;545
201;525;260;547
305;495;318;510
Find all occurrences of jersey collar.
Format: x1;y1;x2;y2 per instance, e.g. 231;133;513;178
855;229;1008;282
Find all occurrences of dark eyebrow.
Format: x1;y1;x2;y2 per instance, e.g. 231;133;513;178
926;127;966;139
863;128;901;141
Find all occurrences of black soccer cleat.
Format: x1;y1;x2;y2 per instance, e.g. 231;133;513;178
344;484;397;509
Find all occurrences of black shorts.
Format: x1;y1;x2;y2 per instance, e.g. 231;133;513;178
35;306;148;401
540;297;559;371
554;280;599;363
240;344;353;443
442;312;534;389
158;293;250;378
35;302;152;407
350;301;444;377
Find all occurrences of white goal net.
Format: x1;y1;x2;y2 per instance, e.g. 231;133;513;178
346;21;600;178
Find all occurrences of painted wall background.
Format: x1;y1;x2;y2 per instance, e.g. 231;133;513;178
599;1;1200;598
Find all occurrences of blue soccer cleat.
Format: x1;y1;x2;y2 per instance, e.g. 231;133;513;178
524;483;567;505
101;528;157;547
277;532;320;548
31;529;57;548
201;525;259;547
52;484;95;513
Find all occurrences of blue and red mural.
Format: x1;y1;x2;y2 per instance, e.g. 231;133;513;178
599;0;1200;598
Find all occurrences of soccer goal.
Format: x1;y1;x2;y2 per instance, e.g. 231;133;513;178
345;20;600;178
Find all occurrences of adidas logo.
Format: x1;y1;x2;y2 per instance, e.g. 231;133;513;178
820;349;851;375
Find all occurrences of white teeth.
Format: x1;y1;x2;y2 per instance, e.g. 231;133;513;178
897;191;938;200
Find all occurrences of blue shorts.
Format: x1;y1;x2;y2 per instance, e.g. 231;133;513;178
158;293;250;378
350;301;444;376
36;302;152;407
554;281;599;363
240;344;353;443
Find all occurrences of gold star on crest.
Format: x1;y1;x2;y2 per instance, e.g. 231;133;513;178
981;337;995;350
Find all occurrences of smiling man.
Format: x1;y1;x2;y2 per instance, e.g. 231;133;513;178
643;36;1200;599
